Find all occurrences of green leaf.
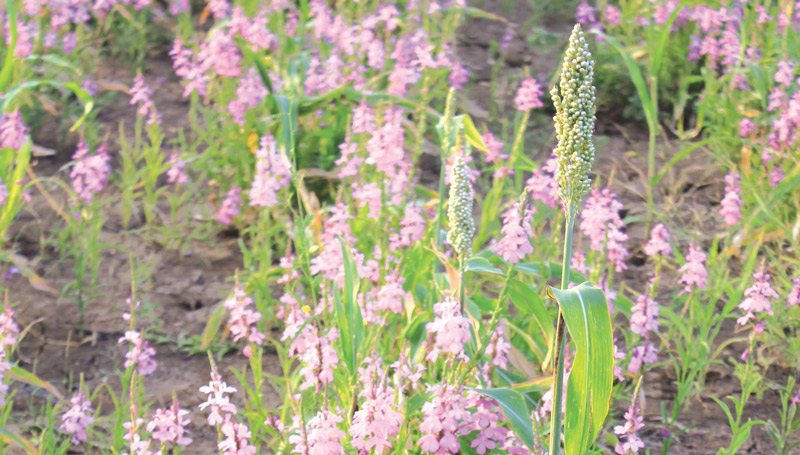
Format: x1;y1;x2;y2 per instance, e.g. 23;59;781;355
337;239;363;376
0;0;17;92
201;303;228;349
0;426;39;455
462;114;489;152
7;366;63;402
474;388;535;451
548;283;614;455
507;279;553;344
466;257;504;275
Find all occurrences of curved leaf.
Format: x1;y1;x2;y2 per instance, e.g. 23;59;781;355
548;283;613;455
474;388;535;451
7;365;63;402
466;257;503;275
336;239;363;376
0;426;39;455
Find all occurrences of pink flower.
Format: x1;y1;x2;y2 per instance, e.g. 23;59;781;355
426;298;471;362
351;356;403;454
770;167;785;188
419;383;472;454
526;157;559;209
224;287;265;357
166;153;188;184
228;69;268;124
775;60;795;86
614;393;645;454
630;291;659;336
250;134;291;207
199;370;238;426
299;327;340;390
485;324;511;369
129;75;159;124
219;415;256;455
0;178;7;206
514;77;545;111
605;5;621;25
575;1;597;24
0;110;29;151
60;392;95;445
627;342;658;374
70;141;111;204
389;205;426;251
118;330;157;376
199;29;241;78
677;242;707;295
719;171;742;226
738;118;755;137
481;131;507;163
376;277;408;314
737;265;778;325
644;223;671;256
788;278;800;306
492;201;534;264
580;187;629;272
293;409;345;455
0;305;19;406
147;397;192;446
217;187;242;225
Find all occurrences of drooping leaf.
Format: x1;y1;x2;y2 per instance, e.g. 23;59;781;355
0;426;39;455
466;257;504;275
474;388;535;451
548;283;614;455
462;114;489;152
7;366;63;402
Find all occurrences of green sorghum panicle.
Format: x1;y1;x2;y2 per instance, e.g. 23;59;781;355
447;155;475;258
551;24;596;206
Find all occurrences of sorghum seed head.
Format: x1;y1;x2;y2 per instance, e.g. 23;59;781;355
447;155;475;258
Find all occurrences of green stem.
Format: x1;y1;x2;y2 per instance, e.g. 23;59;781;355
549;201;574;455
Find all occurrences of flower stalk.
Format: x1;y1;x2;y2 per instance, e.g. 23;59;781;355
548;24;597;455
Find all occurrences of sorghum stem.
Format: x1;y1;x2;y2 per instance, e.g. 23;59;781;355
549;201;574;455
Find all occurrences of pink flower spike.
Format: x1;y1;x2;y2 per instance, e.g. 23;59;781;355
719;171;742;226
677;242;707;295
644;223;671;256
217;187;242;225
514;77;545;111
0;110;29;151
223;286;265;357
147;397;193;446
60;392;95;445
737;265;778;326
788;278;800;306
425;297;471;362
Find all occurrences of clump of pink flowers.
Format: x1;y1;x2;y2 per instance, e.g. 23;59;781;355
60;391;96;445
147;397;193;446
351;356;403;454
118;330;158;376
492;200;534;264
719;171;742;226
250;134;292;207
580;187;629;272
0;305;19;406
737;264;778;325
419;383;472;454
70;140;111;204
514;77;545;111
614;392;645;454
678;242;707;295
217;187;242;225
166;153;188;184
0;110;29;151
644;223;671;257
298;327;340;391
426;297;471;362
223;286;265;358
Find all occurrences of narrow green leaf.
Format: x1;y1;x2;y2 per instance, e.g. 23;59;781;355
201;303;228;348
338;239;363;375
7;366;63;402
466;257;504;275
474;388;535;451
462;114;489;152
0;426;39;455
507;279;553;344
548;283;614;455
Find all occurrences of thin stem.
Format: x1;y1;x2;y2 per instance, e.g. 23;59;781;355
549;201;574;455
